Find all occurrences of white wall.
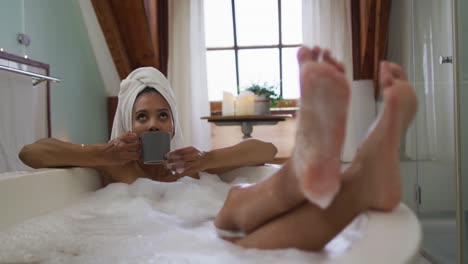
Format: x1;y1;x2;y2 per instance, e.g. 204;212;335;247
77;0;120;96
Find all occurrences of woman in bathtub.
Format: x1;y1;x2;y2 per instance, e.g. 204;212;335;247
18;67;277;184
214;46;417;251
20;45;417;253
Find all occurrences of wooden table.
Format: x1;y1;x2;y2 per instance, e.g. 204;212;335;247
201;114;292;139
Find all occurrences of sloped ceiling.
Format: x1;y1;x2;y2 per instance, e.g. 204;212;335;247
90;0;168;79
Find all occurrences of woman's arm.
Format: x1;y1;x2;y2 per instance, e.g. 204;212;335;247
19;133;140;169
166;139;277;175
203;139;277;174
19;138;103;168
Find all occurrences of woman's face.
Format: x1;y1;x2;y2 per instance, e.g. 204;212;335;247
132;92;174;136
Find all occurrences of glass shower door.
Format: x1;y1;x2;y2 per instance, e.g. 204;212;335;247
389;0;458;263
412;1;457;263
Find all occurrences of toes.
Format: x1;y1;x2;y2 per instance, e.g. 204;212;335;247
336;61;345;73
388;62;407;81
297;47;309;64
380;71;394;89
297;46;346;74
323;49;345;73
384;61;402;79
297;46;321;65
380;62;395;89
310;46;321;61
297;46;347;88
322;49;332;63
380;61;408;85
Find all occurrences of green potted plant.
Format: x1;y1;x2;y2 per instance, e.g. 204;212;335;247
244;82;282;115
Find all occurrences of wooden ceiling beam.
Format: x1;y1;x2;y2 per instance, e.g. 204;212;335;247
91;0;132;79
91;0;159;79
144;0;160;69
109;0;157;70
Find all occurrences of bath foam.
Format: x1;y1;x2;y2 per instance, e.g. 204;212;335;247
0;171;367;264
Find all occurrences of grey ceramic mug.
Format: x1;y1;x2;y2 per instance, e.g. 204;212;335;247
140;131;171;164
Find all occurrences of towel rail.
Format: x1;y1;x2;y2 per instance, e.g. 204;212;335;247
0;64;60;86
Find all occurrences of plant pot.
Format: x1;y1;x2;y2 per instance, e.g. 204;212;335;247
254;95;270;115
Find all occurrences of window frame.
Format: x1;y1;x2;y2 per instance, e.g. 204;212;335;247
205;0;302;100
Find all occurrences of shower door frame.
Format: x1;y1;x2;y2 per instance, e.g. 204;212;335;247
452;0;462;262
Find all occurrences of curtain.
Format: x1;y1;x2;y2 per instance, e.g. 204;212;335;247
0;69;48;173
302;0;354;82
167;0;212;150
303;0;366;162
351;0;392;97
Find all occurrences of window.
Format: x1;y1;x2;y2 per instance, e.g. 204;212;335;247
204;0;302;101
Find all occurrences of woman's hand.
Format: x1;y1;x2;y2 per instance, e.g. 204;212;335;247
102;132;141;165
165;146;207;175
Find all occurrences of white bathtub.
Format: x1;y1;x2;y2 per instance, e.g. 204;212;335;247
0;168;102;230
0;167;421;263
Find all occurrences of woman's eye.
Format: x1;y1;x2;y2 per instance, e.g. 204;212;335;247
159;112;169;120
136;114;147;121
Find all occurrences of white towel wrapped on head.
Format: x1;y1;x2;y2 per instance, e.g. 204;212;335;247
110;67;184;150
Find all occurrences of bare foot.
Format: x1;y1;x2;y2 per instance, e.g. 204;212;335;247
350;61;417;210
230;62;417;251
214;46;350;235
293;47;350;208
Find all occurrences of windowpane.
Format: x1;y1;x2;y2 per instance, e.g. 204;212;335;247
282;47;300;99
204;0;234;47
281;0;302;45
235;0;279;46
206;51;237;101
238;49;280;90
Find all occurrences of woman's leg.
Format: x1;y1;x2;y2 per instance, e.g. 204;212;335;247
234;166;366;250
232;61;417;250
215;161;304;233
215;46;350;233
